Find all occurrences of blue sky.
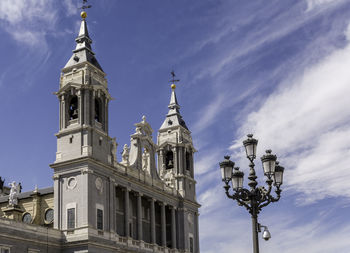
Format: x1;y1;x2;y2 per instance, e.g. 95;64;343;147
1;0;350;252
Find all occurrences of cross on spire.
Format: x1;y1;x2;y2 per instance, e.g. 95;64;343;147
169;70;180;84
79;0;92;10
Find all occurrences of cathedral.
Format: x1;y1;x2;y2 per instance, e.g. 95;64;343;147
0;12;200;253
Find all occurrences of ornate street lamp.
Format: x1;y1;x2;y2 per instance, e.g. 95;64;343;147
219;134;284;253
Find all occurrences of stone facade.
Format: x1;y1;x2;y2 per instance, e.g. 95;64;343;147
0;15;200;253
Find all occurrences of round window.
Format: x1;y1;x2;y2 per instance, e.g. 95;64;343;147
45;208;54;223
22;213;32;223
67;177;77;189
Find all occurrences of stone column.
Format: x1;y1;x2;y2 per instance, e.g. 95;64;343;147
53;174;61;230
159;148;164;175
91;91;96;126
109;178;116;233
77;89;82;125
171;206;176;249
124;188;130;237
172;147;178;174
60;95;66;129
161;202;167;247
150;198;156;244
105;99;109;133
84;88;90;125
178;147;184;174
195;212;200;253
137;193;143;241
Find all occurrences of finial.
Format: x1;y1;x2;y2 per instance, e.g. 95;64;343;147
169;70;180;89
81;11;87;19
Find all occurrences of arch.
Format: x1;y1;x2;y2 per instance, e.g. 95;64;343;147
68;95;78;120
186;151;191;171
95;98;102;123
165;150;174;170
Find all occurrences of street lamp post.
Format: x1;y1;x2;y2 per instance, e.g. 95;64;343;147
219;134;284;253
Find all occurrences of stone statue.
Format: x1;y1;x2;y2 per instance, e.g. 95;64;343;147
121;144;130;165
8;181;20;206
135;126;142;134
142;148;150;174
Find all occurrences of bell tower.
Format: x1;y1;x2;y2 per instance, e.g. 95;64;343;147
157;81;196;202
51;11;118;238
54;12;116;165
157;79;200;252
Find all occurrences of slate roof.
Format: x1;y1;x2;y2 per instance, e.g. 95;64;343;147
0;187;53;203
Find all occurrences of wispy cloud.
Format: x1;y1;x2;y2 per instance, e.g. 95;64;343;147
0;0;57;48
188;0;350;137
306;0;347;11
63;0;79;17
231;25;350;204
0;0;78;48
200;195;350;253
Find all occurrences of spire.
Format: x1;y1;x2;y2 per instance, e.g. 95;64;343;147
63;11;103;72
159;83;189;131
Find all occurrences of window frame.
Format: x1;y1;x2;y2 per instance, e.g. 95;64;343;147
44;208;54;224
66;202;77;230
189;235;194;253
0;245;11;253
22;212;32;224
97;208;103;230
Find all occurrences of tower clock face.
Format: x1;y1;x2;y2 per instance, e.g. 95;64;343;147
22;213;32;223
45;209;54;223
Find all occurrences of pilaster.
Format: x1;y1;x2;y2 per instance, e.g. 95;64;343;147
161;202;167;247
150;198;156;244
137;192;143;241
171;206;176;249
124;188;130;237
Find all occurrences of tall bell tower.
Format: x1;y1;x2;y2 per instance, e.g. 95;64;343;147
157;80;199;252
51;12;117;237
54;12;117;165
157;82;197;201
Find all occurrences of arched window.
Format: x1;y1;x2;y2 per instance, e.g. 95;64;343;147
165;150;174;170
186;151;191;171
95;98;101;122
69;96;78;120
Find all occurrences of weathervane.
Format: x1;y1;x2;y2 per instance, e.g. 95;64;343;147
79;0;92;11
169;70;180;89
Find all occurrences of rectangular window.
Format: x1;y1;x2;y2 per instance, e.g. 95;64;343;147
142;206;150;220
189;237;194;253
67;208;75;229
0;247;10;253
97;209;103;230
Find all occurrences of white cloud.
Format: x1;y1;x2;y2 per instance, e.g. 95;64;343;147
199;194;350;253
63;0;79;17
195;150;223;176
0;0;77;48
192;94;226;133
0;0;57;47
232;26;350;204
189;0;348;136
306;0;345;11
346;23;350;41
